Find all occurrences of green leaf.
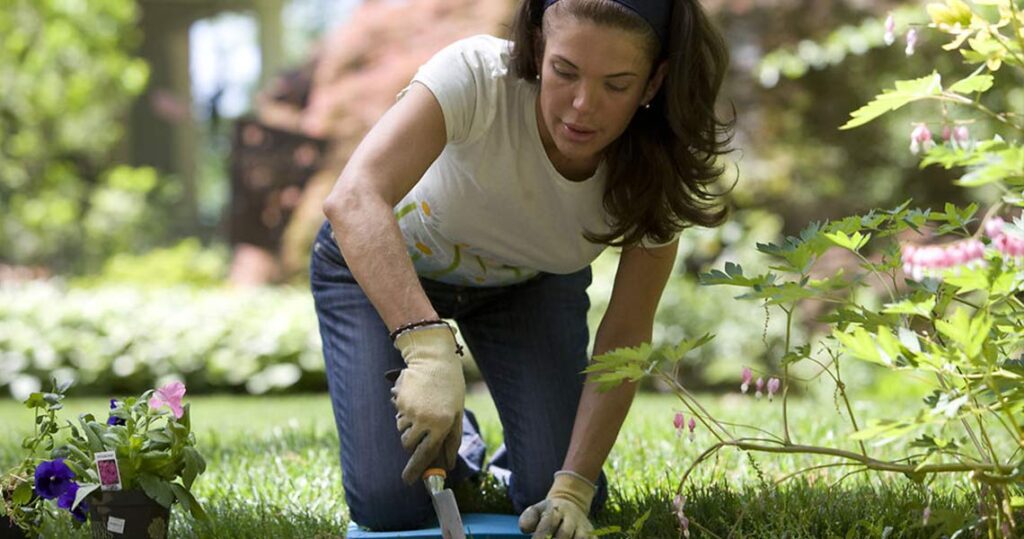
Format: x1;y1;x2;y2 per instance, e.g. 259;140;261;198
935;308;972;349
824;231;870;252
947;73;993;94
882;295;936;317
147;430;172;444
24;393;46;409
942;266;989;293
833;327;890;366
72;483;99;510
841;72;943;129
168;482;208;522
181;446;206;490
78;416;105;452
12;481;32;505
137;474;175;508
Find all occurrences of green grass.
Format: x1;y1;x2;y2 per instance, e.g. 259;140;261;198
0;391;978;538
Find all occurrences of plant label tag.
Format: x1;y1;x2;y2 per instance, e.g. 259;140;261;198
94;451;122;491
106;516;125;534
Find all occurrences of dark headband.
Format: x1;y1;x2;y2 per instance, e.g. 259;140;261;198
542;0;671;46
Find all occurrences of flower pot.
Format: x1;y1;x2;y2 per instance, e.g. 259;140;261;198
87;489;170;539
2;514;29;539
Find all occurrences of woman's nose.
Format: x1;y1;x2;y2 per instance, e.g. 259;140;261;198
572;82;599;114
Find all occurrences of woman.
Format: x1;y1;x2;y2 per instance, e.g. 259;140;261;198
310;0;732;536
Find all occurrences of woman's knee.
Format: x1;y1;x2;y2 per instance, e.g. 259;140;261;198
345;480;433;531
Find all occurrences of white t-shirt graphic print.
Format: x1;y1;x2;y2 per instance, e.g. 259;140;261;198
393;35;674;286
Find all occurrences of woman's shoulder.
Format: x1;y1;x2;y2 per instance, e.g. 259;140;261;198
430;34;513;73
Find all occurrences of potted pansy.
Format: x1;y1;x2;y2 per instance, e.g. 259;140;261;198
0;379;208;538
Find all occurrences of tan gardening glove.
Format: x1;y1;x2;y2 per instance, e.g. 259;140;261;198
519;471;596;539
392;324;465;485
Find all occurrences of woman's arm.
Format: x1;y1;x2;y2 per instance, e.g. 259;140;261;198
322;83;447;331
562;239;679;481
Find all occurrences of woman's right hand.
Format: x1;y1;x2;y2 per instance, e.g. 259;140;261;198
391;325;466;485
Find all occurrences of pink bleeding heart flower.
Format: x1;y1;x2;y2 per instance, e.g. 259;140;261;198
910;123;934;155
953;125;970;149
985;217;1006;240
905;28;918;56
687;417;696;441
740;366;753;394
884;14;896;45
941;125;952;142
673;412;685;435
149;381;186;419
766;377;781;401
755;377;765;399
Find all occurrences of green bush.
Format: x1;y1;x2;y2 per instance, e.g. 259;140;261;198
0;283;323;398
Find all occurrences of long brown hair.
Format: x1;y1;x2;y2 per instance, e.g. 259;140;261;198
509;0;734;247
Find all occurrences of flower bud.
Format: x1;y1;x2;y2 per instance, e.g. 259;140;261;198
884;14;896;46
910;124;934;154
905;28;918;56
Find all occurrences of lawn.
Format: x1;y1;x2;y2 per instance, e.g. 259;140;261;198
0;389;976;538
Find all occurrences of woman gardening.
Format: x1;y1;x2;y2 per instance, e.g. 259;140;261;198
310;0;732;536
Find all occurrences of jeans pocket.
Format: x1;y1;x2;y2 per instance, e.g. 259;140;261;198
312;239;348;269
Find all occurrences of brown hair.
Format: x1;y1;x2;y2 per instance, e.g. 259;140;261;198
509;0;734;247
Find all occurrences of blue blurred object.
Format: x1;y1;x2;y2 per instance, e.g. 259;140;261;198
346;513;529;538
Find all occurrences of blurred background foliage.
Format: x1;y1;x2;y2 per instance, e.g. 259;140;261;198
0;0;178;275
2;0;1018;396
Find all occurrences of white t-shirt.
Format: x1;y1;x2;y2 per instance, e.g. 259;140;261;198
394;35;675;287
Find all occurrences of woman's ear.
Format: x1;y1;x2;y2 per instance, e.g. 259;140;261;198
643;60;669;104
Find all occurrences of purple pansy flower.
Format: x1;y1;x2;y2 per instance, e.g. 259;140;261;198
107;399;126;426
57;481;78;510
34;458;74;500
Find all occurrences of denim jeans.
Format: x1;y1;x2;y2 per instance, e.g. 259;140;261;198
309;220;608;530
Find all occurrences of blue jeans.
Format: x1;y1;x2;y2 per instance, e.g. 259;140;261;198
309;220;608;530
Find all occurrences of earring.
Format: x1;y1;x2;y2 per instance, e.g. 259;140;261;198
535;74;541;80
643;103;651;109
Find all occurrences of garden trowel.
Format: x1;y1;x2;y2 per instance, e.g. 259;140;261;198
422;464;466;539
385;368;466;539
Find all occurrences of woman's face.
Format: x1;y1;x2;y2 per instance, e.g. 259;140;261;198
536;11;665;176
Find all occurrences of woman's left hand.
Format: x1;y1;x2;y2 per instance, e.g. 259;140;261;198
518;471;596;539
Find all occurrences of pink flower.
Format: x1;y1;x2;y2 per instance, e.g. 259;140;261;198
985;217;1006;239
740;366;753;393
687;417;696;441
673;412;685;435
755;377;765;399
902;240;987;281
910;123;934;155
953;125;970;149
766;377;781;401
905;28;918;56
149;381;186;419
884;14;896;45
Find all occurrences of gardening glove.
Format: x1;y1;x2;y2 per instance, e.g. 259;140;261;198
519;471;596;539
391;324;465;485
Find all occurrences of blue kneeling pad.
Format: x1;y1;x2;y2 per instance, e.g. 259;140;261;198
346;513;529;538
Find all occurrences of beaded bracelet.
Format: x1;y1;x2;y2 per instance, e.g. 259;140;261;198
389;318;465;356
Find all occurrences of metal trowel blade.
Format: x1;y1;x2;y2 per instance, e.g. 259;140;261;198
429;488;466;539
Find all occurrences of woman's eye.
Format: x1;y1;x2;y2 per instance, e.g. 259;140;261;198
553;68;575;79
607;84;628;92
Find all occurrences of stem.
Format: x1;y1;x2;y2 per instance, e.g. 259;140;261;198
782;306;793;444
932;95;1024;133
852;250;897;302
826;346;870;458
983;371;1024;452
931;328;992;462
